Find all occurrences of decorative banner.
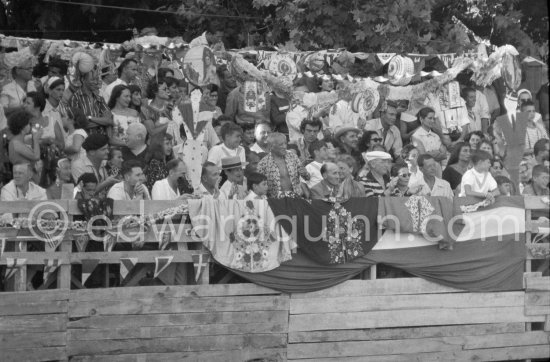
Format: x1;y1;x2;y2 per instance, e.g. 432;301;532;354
120;257;138;280
82;259;100;284
4;258;27;281
376;53;396;65
267;52;297;82
43;233;63;251
75;234;89;252
437;53;456;69
154;256;174;278
43;259;60;283
243;81;259;112
159;232;171;251
182;45;217;87
192;253;207;282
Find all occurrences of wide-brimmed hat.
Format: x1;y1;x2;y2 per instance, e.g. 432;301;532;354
364;150;392;162
334;126;361;140
221;156;248;170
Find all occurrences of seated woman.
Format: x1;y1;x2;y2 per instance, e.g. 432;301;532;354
335;155;365;198
386;162;421;197
442;142;471;192
107;85;140;147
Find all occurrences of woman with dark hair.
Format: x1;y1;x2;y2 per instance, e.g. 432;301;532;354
107;84;140;146
202;49;219;86
42;77;67;148
7;109;41;166
141;79;171;138
464;131;484;151
128;85;142;113
358;130;383;153
476;139;494;157
442;141;471;191
201;83;223;119
387;162;418;196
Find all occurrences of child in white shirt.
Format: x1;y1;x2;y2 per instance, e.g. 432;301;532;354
245;172;268;200
459;150;499;201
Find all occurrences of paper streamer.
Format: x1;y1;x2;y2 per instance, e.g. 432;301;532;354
154;256;174;279
120;257;138;280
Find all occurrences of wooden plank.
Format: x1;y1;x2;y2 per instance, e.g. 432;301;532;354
287;332;550;359
525;305;550;316
69;283;280;302
0;331;66;349
0;314;67;333
290;292;524;314
0;251;70;265
0;200;68;213
288;323;526;343
0;289;69;304
0;300;67;316
69;295;289;317
1;347;67;362
68;310;288;329
69;251;209;263
526;291;550;306
68;322;288;341
524;195;550;210
287;345;550;362
288;307;545;332
290;278;462;299
526;276;550;291
67;333;287;355
69;348;286;362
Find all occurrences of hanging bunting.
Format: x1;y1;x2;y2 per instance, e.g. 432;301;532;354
192;253;207;282
4;258;27;281
243;81;259;112
103;231;117;252
82;259;100;284
43;259;60;283
154;256;174;278
437;53;456;69
74;234;89;252
120;258;138;280
376;53;396;65
43;233;63;251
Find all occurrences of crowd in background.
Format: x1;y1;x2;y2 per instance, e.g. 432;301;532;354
0;35;549;213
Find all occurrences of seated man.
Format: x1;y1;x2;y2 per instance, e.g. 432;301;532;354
409;154;453;199
250;121;272;154
152;159;192;200
257;133;309;198
310;162;341;199
219;156;248;200
304;140;328;189
195;161;221;198
107;159;151;200
364;102;403;157
1;163;47;221
357;151;392;197
47;158;74;200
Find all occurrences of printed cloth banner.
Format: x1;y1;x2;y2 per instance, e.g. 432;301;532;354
267;198;379;265
188;199;296;273
230;196;526;293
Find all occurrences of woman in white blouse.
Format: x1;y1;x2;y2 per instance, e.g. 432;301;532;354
107;85;140;147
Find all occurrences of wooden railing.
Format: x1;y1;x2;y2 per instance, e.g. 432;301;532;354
0;196;548;292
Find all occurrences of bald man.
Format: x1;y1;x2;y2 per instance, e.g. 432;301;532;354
310;162;341;199
257;132;309;197
121;123;149;164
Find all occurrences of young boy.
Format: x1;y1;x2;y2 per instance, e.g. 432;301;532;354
74;173;98;200
304;140;328;189
207;122;246;168
495;175;514;196
459;150;499;201
245;171;268;200
522;164;550;196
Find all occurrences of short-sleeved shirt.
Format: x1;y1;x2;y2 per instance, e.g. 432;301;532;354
410;176;454;199
364;118;403;156
207;144;246;168
459;168;498;197
68;89;110;133
152;178;180;200
358;171;388;198
71;155;108;185
411;127;442;152
107;181;150;200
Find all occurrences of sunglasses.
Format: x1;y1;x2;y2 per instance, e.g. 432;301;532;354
372;138;383;142
399;173;410;177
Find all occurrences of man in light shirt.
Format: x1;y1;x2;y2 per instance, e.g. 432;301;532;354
218;156;248;200
195;161;221;198
250;121;272;154
304;140;328;189
1;163;47;223
364;103;403;157
152;159;192;200
409;154;453;199
102;58;138;103
107;159;150;200
310;162;341;200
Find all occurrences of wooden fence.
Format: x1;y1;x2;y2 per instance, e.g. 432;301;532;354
0;197;549;361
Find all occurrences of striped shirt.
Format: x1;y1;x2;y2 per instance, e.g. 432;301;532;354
68;89;109;134
358;171;388;198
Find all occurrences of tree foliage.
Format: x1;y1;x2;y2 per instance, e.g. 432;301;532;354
0;0;547;60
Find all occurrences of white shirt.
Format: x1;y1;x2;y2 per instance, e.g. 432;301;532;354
107;181;151;200
219;180;247;200
152;178;180;200
459;168;498;197
410;176;454;199
304;161;323;189
286;105;309;143
250;142;269;154
1;80;27;108
244;191;267;200
102;78;127;103
207;144;246;168
1;181;47;222
411;127;442;152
